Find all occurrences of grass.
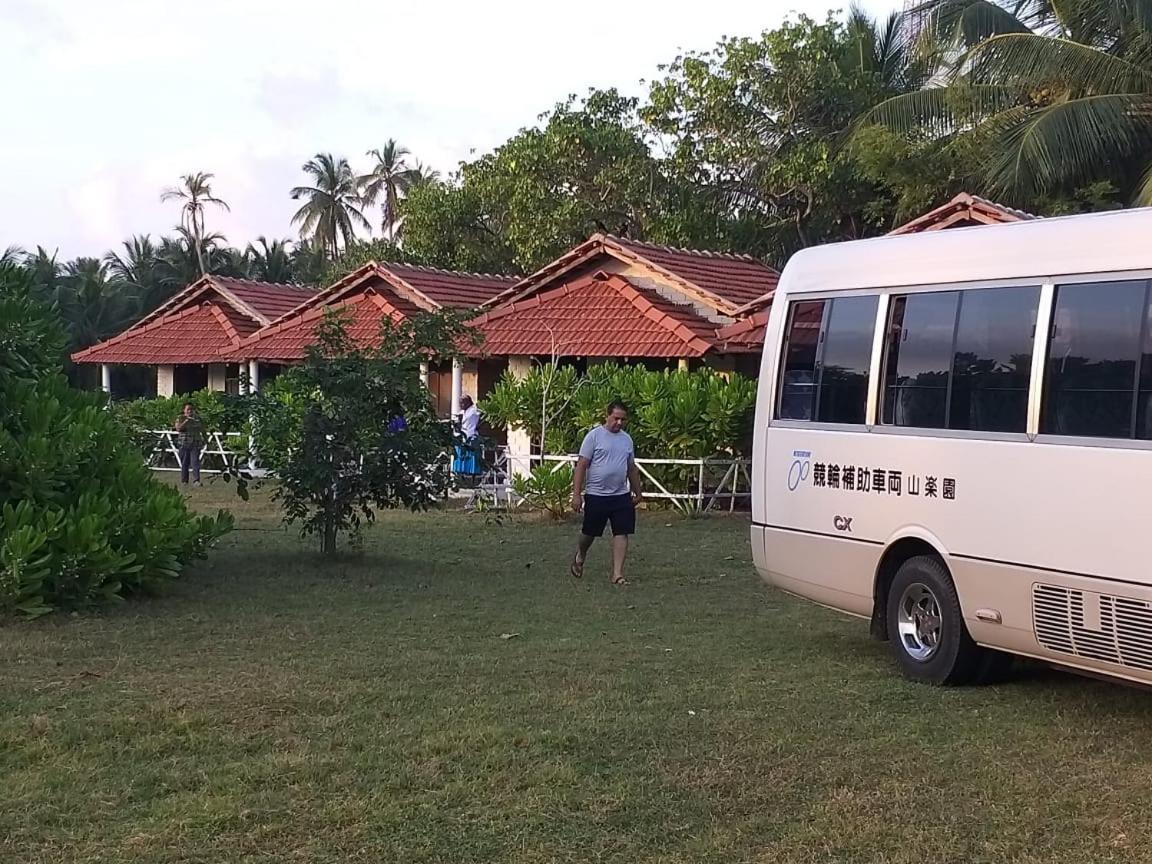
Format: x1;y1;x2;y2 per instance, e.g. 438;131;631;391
4;480;1152;863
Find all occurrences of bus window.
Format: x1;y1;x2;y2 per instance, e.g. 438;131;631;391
816;295;878;424
776;296;877;424
949;286;1039;433
1042;280;1148;438
778;300;825;420
883;292;960;428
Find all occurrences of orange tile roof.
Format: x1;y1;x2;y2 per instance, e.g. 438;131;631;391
485;233;779;315
715;309;770;352
468;273;718;359
382;262;516;308
72;275;317;365
888;193;1035;236
232;289;412;362
71;301;252;364
210;277;317;321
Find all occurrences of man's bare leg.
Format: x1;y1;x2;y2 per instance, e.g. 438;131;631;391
572;533;595;578
611;534;629;584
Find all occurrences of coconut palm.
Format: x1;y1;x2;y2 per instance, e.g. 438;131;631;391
291;153;371;260
360;140;420;240
409;160;442;189
160;172;231;276
59;258;139;352
1;245;25;266
158;227;230;288
104;235;174;314
861;0;1152;203
246;237;296;283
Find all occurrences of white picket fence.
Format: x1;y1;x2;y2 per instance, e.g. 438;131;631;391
144;429;246;473
465;446;751;514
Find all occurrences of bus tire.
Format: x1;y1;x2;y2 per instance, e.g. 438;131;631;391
886;555;983;686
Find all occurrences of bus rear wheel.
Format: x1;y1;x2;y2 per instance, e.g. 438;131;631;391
886;555;986;685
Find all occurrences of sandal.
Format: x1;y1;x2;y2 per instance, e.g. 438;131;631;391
570;556;584;579
611;575;629;586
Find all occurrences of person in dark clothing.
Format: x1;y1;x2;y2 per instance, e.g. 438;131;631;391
174;402;205;485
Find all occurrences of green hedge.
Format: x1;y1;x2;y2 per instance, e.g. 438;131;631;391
0;266;233;617
479;362;757;457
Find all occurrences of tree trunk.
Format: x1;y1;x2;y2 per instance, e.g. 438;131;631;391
322;515;337;555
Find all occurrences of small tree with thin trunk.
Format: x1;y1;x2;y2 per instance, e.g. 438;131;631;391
249;307;473;555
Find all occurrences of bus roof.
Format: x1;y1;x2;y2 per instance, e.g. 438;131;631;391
780;206;1152;296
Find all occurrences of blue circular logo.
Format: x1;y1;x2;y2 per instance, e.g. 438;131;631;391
788;459;810;491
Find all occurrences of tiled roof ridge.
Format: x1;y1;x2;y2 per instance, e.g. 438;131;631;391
386;261;518;281
211;276;314;291
962;193;1037;221
206;302;244;345
603;233;769;265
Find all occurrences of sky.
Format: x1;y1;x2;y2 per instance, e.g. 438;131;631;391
0;0;898;259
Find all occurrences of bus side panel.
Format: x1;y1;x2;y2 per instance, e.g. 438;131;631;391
757;425;1152;678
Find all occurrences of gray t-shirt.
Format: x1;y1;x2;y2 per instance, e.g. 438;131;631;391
578;425;635;497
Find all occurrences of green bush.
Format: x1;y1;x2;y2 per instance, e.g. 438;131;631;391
112;389;250;434
0;265;233;617
480;362;757;458
511;463;574;520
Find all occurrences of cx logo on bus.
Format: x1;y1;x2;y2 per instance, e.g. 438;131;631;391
833;515;853;533
788;451;811;491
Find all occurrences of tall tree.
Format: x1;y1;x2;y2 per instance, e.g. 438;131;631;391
246;237;296;283
290;153;371;260
644;13;932;260
862;0;1152;204
104;235;172;314
402;89;671;272
360;140;420;240
160;172;231;276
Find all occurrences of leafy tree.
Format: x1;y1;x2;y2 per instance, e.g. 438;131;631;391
160;172;231;276
402;89;672;272
360;139;420;240
249;307;472;555
290;153;371;260
863;0;1152;203
246;237;296;283
644;13;928;261
0;264;232;617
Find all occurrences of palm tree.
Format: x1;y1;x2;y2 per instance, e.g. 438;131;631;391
246;237;295;283
409;160;442;188
291;153;371;259
105;235;172;314
861;0;1152;203
1;245;25;266
157;227;229;288
160;172;231;276
360;140;420;240
59;258;138;352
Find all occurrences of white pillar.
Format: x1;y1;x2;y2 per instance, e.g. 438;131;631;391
100;364;112;394
247;360;260;393
506;355;534;481
419;361;429;387
450;358;463;419
246;359;261;474
156;365;175;397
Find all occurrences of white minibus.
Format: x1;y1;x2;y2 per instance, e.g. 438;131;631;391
751;208;1152;686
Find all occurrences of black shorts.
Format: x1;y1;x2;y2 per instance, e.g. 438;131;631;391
581;493;636;537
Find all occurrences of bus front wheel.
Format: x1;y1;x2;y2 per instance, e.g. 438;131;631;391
886;555;985;686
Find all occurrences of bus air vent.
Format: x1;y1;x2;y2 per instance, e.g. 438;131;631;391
1032;583;1152;672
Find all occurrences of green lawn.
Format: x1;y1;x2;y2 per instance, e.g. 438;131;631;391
4;481;1152;863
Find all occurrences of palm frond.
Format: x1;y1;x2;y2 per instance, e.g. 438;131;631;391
966;32;1152;92
858;83;1023;136
982;92;1152;196
913;0;1034;49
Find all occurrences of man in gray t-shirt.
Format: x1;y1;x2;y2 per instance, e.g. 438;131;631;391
570;400;642;585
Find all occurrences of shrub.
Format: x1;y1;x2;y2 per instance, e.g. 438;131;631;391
481;362;757;458
0;265;232;617
511;463;574;520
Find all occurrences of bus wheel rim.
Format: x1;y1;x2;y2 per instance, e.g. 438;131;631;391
897;582;942;662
